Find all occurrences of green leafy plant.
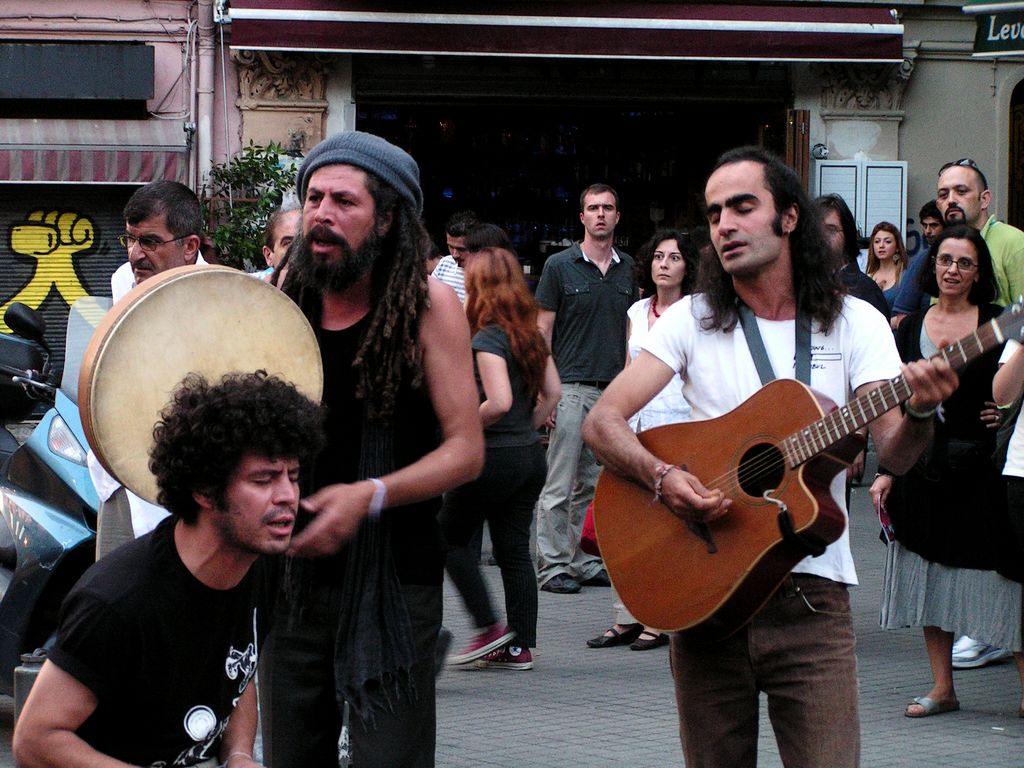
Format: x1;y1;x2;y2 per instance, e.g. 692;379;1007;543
202;141;297;271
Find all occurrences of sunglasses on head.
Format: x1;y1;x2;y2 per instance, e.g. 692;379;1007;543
937;157;988;190
938;157;981;175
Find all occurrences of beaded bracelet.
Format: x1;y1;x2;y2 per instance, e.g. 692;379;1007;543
652;463;681;503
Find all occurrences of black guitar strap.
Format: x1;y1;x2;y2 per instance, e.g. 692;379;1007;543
736;302;812;386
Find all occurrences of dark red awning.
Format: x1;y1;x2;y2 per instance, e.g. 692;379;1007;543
227;2;904;63
0;119;188;185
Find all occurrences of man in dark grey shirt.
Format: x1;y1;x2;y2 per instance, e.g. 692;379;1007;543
534;183;635;593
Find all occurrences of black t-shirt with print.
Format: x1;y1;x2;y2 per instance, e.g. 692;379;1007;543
48;517;279;766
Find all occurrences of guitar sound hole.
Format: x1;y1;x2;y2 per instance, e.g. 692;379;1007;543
737;442;785;498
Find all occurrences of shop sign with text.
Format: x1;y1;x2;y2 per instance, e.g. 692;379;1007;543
974;12;1024;57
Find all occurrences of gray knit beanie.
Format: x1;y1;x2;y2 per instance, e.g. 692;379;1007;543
295;131;423;215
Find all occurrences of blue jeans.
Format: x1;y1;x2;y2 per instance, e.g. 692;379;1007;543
535;382;604;584
669;575;860;768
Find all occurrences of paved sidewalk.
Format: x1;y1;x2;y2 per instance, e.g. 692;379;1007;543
0;462;1019;766
437;468;1024;767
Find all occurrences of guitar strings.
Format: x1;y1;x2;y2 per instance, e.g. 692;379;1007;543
698;405;862;497
702;443;791;499
666;319;1013;502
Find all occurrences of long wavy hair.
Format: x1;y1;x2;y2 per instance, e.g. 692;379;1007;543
697;146;844;333
282;172;430;423
865;221;907;284
464;246;549;402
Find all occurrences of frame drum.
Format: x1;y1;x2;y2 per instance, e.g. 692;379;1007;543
79;265;323;504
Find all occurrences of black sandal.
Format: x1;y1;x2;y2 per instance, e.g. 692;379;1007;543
586;623;643;648
630;631;669;651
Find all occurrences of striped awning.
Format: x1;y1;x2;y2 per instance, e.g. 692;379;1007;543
0;119;189;185
227;2;905;63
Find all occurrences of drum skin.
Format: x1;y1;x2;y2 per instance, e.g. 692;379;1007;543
79;265;323;504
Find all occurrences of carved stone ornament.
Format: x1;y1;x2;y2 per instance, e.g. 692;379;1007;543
233;50;330;153
818;58;916;113
234;50;330;108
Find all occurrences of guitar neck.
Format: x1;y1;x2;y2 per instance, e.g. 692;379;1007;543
783;306;1022;466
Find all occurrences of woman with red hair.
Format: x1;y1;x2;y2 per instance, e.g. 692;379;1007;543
442;241;561;670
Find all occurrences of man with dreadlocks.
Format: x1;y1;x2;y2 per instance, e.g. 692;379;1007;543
260;131;483;768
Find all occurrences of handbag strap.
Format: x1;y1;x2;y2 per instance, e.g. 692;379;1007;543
736;302;812;386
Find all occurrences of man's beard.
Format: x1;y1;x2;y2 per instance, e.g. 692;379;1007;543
290;223;382;293
943;205;966;225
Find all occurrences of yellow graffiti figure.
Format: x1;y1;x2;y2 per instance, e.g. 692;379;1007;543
1;210;93;333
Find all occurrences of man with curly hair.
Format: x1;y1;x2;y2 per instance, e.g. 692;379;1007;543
14;372;324;768
264;131;483;768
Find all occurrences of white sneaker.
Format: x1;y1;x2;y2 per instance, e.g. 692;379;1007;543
951;635;1013;669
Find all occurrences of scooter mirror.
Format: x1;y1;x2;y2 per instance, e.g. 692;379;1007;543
4;303;47;348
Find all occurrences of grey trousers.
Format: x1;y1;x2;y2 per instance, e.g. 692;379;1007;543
535;382;604;585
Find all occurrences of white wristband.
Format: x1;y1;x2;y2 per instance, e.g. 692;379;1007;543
368;478;388;519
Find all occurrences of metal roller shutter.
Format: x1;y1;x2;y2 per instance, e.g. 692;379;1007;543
0;184;134;374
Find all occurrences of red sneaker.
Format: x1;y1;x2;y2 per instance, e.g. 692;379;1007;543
476;644;533;670
448;624;515;665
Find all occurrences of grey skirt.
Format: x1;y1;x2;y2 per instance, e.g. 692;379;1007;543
879;540;1022;651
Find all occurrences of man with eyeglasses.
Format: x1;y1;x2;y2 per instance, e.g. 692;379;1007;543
936;158;1024;308
110;180;208;302
93;181;210;559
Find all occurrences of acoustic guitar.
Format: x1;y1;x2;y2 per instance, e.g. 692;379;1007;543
593;304;1023;640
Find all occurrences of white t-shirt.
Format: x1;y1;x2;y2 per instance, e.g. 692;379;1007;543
999;339;1024;478
641;293;902;585
627;297;691;431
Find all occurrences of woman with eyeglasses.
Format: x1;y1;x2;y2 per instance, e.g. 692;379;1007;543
870;225;1023;718
865;221;908;311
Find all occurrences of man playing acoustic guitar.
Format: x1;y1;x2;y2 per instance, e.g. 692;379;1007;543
583;146;960;768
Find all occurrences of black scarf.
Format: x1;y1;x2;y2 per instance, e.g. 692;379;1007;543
284;283;417;727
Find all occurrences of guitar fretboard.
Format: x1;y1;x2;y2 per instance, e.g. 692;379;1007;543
782;307;1022;467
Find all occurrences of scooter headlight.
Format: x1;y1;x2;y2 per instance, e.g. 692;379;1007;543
48;415;87;466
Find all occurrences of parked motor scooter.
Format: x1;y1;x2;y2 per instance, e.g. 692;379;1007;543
0;297;109;694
